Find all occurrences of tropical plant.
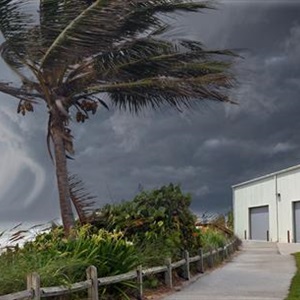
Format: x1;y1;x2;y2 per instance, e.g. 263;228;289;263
226;210;234;230
92;184;202;260
200;227;227;251
0;0;237;235
68;174;96;224
0;225;139;298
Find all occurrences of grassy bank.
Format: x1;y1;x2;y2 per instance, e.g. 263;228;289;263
286;252;300;300
0;185;233;299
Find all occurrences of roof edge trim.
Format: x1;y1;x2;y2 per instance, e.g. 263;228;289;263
232;163;300;189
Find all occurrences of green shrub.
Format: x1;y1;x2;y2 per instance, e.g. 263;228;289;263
0;225;139;299
92;184;201;261
200;228;227;251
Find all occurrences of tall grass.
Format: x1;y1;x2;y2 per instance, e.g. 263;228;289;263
200;228;228;251
0;225;139;299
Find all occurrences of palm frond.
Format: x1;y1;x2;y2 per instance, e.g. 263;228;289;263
62;36;236;97
0;82;42;100
39;0;89;47
66;38;237;113
0;1;88;77
100;49;234;81
0;0;35;41
0;1;41;54
63;37;174;94
0;41;44;86
39;0;214;70
113;0;214;39
0;1;238;122
69;174;96;224
80;74;235;113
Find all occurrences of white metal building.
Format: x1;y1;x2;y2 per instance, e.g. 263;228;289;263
232;164;300;243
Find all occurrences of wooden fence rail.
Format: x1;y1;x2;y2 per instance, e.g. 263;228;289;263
0;239;239;300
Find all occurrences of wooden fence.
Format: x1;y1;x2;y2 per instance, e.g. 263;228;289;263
0;239;240;300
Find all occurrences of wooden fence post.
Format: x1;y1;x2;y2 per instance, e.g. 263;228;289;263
86;265;99;300
164;258;173;288
224;245;228;259
197;248;204;273
235;239;239;251
136;265;143;300
208;248;213;268
220;247;224;261
214;249;218;264
27;272;40;300
183;250;190;280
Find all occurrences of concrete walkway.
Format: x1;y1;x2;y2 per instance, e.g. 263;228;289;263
162;241;297;300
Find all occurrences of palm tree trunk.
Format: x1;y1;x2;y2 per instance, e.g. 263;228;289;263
51;115;75;235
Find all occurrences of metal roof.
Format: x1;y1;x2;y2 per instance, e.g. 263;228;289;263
232;163;300;189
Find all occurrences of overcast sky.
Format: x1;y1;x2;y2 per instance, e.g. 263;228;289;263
0;0;300;229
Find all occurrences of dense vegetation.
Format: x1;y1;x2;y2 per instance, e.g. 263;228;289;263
92;184;202;262
0;226;139;298
0;185;232;299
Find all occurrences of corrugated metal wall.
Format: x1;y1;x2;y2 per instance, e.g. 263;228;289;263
277;169;300;242
233;177;277;241
233;166;300;243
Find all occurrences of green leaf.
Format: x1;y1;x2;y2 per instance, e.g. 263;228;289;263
39;0;214;69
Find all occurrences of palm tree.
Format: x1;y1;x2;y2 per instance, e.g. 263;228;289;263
0;0;237;236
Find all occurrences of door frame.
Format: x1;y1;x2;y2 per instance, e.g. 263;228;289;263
293;200;300;243
249;205;269;241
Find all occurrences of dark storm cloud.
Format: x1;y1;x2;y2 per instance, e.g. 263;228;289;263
0;1;300;227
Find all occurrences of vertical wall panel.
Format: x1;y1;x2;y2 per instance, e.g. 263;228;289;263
233;177;276;242
233;165;300;243
277;168;300;242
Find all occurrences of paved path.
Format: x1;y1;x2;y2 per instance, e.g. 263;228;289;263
162;241;296;300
